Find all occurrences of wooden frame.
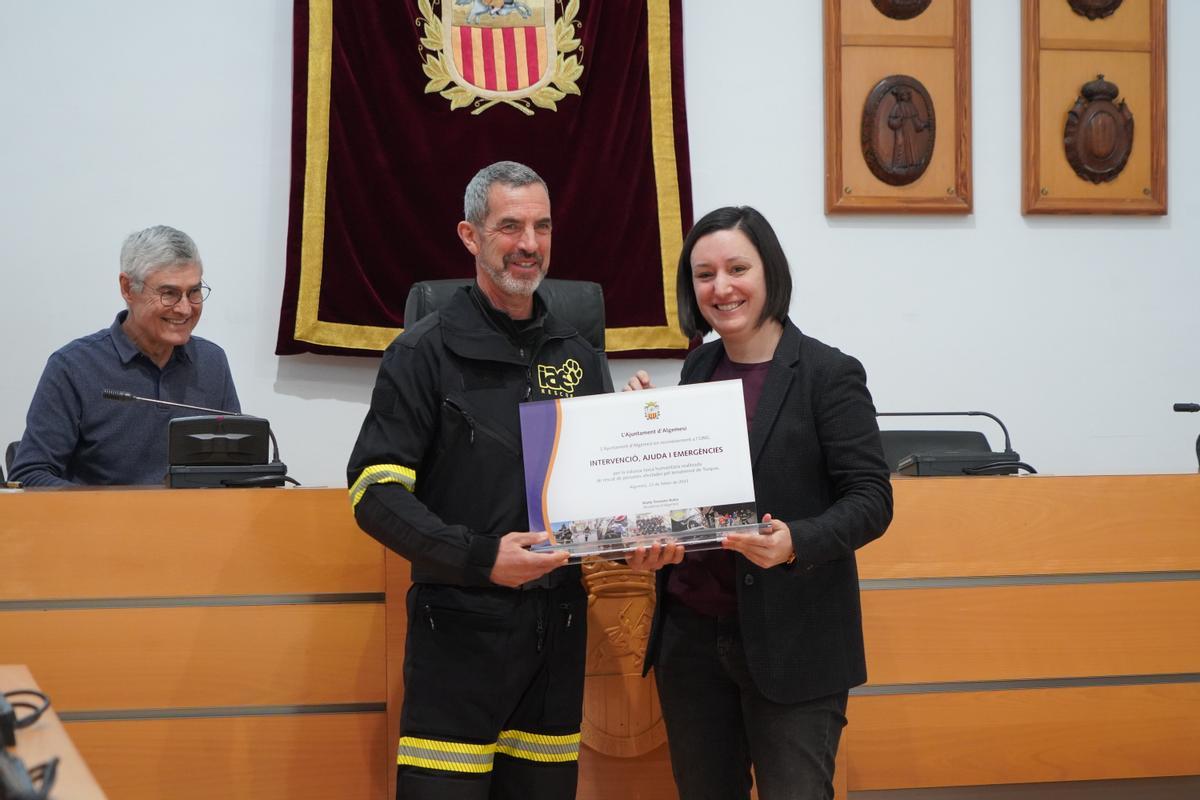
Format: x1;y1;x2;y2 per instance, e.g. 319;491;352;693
824;0;972;214
1022;0;1167;214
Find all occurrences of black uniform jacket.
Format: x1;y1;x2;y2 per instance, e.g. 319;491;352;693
347;285;611;587
644;320;893;704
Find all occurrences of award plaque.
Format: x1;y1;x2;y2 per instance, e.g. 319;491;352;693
519;381;765;560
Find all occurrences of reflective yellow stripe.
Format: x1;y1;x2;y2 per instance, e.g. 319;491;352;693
350;463;417;508
495;729;581;763
396;736;495;773
397;754;492;773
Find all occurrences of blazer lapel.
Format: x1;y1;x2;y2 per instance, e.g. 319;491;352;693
749;322;801;465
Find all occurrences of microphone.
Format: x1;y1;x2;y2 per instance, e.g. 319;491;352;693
875;410;1036;476
101;388;239;417
1176;403;1200;472
101;383;292;484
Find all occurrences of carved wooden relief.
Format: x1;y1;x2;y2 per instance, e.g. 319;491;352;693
580;559;666;758
862;75;936;186
871;0;933;20
1068;0;1124;20
1063;75;1133;183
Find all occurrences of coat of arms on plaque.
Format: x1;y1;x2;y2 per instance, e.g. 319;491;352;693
415;0;584;115
1063;75;1133;184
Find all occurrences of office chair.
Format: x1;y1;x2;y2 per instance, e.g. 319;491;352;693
403;278;607;351
4;441;17;479
878;430;992;474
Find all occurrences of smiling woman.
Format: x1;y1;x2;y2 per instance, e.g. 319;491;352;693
636;205;893;800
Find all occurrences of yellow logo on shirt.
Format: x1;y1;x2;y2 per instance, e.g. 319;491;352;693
537;358;583;397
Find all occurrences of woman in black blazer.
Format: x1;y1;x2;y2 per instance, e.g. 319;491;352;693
628;206;893;800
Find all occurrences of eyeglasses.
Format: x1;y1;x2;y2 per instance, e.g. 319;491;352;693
146;283;211;306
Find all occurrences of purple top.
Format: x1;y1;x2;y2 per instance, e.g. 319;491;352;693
666;354;770;617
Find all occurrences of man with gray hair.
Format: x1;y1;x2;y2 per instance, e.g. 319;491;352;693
346;161;611;800
10;225;239;486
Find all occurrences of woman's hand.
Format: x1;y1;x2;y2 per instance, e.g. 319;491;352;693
623;370;653;392
625;540;685;571
721;513;794;569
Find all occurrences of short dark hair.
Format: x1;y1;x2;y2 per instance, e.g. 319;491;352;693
463;161;547;225
676;206;793;339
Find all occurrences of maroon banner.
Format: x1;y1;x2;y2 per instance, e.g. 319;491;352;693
278;0;692;356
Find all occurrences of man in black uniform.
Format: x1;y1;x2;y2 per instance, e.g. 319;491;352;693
347;161;611;800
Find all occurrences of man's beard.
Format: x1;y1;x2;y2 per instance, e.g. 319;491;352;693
486;254;545;296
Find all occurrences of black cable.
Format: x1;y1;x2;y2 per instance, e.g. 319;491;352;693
961;461;1037;476
2;691;50;732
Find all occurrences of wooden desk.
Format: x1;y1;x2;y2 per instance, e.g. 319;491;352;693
3;475;1199;798
1;664;106;800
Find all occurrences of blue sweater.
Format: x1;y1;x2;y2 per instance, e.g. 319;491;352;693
10;311;240;486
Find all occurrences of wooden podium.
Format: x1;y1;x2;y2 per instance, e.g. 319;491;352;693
2;475;1198;799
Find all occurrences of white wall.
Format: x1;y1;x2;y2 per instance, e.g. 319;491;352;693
2;1;1197;488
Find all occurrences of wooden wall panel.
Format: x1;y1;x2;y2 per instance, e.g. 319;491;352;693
847;684;1200;790
859;475;1200;577
1037;49;1153;200
824;0;971;213
1022;0;1166;214
0;488;382;598
863;581;1200;684
0;604;385;709
65;713;388;800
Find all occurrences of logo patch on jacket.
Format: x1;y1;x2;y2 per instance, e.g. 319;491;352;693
537;358;583;397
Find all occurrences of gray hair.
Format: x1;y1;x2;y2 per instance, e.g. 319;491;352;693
463;161;547;225
120;225;203;288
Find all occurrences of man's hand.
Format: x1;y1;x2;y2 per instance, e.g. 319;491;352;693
721;513;794;569
625;540;685;571
489;531;570;587
623;370;653;392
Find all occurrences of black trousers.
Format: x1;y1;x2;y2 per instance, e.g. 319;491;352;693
654;602;848;800
396;581;587;800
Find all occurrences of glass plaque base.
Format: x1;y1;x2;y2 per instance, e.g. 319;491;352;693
533;522;772;563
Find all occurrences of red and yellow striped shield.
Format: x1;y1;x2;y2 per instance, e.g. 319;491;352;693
443;0;554;97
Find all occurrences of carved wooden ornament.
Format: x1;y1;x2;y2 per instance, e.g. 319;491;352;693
1068;0;1124;20
871;0;933;20
580;558;666;758
1064;75;1133;184
861;75;936;186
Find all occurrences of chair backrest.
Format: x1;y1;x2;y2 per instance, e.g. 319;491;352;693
879;430;992;473
5;440;18;474
403;279;606;351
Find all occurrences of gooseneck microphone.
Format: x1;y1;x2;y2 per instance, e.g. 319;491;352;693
101;388;239;417
875;409;1036;476
1176;403;1200;472
101;388;283;469
877;410;1017;455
